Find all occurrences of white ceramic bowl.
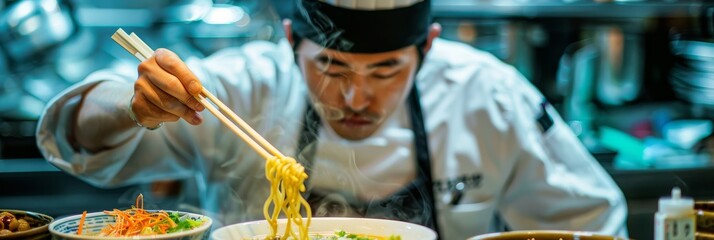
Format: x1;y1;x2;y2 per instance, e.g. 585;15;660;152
49;210;212;240
467;230;628;240
211;217;436;240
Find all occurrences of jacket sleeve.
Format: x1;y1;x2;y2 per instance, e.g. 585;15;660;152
496;68;629;237
35;64;209;187
35;40;302;188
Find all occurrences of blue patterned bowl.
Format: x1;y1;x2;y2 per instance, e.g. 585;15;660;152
49;210;211;240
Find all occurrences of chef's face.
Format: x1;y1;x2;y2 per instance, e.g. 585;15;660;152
295;40;420;140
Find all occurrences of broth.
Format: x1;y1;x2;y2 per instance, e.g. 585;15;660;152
255;232;398;240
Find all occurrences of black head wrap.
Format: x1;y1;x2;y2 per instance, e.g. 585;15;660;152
288;0;431;53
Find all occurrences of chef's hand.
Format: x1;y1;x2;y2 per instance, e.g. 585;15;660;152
131;48;205;128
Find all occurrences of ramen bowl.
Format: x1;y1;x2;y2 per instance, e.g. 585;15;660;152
468;230;628;240
211;217;437;240
0;209;53;240
49;210;212;240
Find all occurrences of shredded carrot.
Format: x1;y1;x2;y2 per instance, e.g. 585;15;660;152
77;211;87;235
83;194;179;237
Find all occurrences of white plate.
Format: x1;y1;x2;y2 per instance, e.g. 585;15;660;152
211;217;437;240
49;210;212;240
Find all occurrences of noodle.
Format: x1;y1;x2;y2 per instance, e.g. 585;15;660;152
263;155;312;240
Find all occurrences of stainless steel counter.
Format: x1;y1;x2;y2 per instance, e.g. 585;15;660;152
0;158;188;219
611;166;714;239
599;153;714;239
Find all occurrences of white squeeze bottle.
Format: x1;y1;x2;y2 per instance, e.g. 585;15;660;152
655;187;695;240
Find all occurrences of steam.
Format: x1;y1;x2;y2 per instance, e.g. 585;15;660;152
195;0;433;230
296;1;343;51
292;1;429;219
302;141;432;227
312;101;344;120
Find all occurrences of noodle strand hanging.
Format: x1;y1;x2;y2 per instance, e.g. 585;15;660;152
263;156;311;239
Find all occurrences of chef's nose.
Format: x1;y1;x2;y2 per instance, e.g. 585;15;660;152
341;76;372;112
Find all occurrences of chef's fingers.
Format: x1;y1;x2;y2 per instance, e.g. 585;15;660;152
153;48;204;96
139;59;203;113
139;52;204;112
130;90;179;128
134;77;203;125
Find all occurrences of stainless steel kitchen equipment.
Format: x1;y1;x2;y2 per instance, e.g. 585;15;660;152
0;1;711;240
670;38;714;119
434;1;713;239
0;0;75;62
0;0;281;230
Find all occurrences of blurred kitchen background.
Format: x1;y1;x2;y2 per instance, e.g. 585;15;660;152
1;0;714;239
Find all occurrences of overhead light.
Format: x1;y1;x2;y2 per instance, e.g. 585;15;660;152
202;5;245;25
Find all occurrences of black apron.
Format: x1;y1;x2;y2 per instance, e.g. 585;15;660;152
296;85;441;238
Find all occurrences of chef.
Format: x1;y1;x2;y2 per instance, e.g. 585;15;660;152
36;0;628;239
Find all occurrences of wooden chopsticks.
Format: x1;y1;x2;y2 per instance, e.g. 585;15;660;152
111;28;284;160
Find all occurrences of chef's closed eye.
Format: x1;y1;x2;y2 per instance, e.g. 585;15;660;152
322;71;348;80
372;70;401;79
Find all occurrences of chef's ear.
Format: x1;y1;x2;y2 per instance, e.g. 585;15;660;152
423;22;442;54
283;19;294;47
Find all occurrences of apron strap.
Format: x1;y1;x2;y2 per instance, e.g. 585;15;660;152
407;84;441;237
296;84;441;238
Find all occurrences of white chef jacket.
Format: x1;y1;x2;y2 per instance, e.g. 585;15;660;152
37;38;628;240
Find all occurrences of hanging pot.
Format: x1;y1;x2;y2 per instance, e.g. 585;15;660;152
0;0;75;62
